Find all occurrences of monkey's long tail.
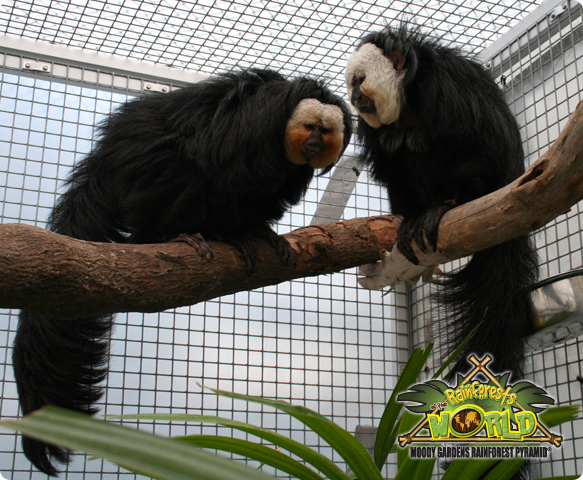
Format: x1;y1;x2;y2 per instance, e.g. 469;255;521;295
437;234;538;380
12;312;113;475
12;178;117;476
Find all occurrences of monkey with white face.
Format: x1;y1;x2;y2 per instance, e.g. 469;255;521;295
346;26;538;387
13;68;352;476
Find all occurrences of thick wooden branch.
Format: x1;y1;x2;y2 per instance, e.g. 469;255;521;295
0;217;399;319
2;100;583;320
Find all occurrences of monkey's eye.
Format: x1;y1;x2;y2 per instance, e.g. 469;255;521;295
352;75;365;87
305;124;315;131
321;128;331;134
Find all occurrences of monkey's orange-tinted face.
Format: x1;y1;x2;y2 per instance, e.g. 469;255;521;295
285;98;345;169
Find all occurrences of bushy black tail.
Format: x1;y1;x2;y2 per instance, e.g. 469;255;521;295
13;172;118;476
438;234;538;379
13;312;113;475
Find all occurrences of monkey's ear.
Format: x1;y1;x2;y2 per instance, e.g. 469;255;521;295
387;51;406;74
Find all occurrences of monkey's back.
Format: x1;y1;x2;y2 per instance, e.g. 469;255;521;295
49;69;321;244
356;28;525;219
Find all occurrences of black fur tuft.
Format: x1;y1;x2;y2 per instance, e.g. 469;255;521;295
13;311;112;475
14;68;352;475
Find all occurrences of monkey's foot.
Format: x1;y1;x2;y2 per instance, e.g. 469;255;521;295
255;227;296;264
397;201;456;264
223;236;260;275
171;233;214;262
358;247;440;290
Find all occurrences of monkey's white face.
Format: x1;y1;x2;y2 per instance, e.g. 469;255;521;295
285;98;345;169
345;43;405;128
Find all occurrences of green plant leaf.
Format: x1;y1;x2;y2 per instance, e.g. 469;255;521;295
109;413;350;480
378;415;402;469
480;458;526;480
2;406;274;480
441;457;499;480
175;435;324;480
374;344;433;469
537;405;580;428
394;411;435;480
203;387;384;480
393;457;435;480
434;320;483;380
396;410;424;469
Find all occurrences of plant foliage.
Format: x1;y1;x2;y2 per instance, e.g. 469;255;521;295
2;343;579;480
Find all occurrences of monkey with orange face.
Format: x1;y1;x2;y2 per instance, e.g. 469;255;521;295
13;68;352;476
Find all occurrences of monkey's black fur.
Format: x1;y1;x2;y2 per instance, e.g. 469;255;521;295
354;27;538;380
13;68;352;475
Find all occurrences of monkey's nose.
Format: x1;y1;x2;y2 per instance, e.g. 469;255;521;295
352;94;376;114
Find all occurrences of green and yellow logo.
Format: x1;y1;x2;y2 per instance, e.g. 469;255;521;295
397;355;562;453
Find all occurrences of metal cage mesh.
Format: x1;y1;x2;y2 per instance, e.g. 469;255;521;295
1;0;583;479
1;0;543;92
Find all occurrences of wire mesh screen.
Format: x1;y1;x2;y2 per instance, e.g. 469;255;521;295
0;0;543;94
410;2;583;477
2;0;583;479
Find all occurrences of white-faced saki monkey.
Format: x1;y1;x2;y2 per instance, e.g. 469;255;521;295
14;68;353;475
345;26;538;380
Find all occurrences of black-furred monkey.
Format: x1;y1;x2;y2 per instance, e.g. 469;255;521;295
346;26;538;380
14;68;353;475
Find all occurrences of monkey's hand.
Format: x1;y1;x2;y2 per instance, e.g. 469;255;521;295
171;233;214;262
397;200;456;264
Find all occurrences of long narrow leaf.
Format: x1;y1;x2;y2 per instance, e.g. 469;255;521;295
537;405;580;428
374;344;433;469
175;435;324;480
2;406;273;480
204;387;384;480
380;415;402;467
396;411;423;469
440;457;499;480
480;459;526;480
393;456;435;480
109;413;351;480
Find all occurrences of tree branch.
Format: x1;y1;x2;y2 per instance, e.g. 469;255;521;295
0;216;399;319
2;100;583;320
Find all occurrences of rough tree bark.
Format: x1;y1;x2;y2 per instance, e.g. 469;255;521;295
2;100;583;320
0;216;399;319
